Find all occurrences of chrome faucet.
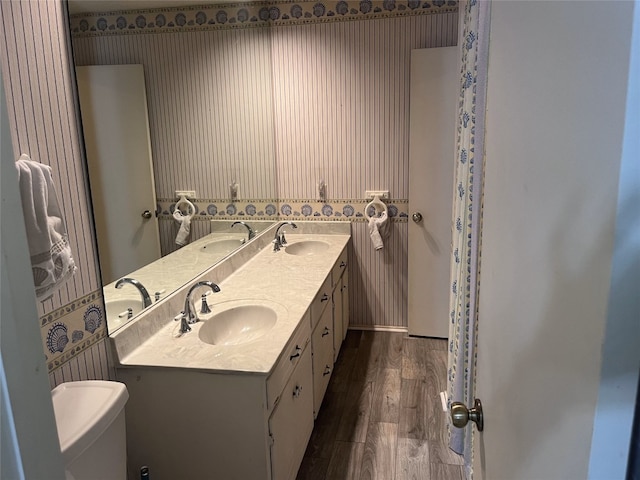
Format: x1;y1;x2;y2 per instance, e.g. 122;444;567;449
177;280;221;334
115;278;152;308
273;221;297;252
231;221;255;241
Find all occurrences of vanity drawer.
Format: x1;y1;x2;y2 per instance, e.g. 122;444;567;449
331;247;348;289
310;275;332;331
266;313;311;412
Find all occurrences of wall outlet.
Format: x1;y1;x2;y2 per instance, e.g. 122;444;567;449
365;190;389;199
175;190;196;199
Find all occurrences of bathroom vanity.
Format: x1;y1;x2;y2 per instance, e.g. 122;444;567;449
110;222;350;480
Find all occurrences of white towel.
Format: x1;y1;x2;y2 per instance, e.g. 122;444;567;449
368;211;390;251
173;208;192;246
15;154;77;300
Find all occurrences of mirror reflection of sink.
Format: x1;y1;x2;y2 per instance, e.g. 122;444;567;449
198;305;277;346
105;298;145;324
284;240;330;256
199;238;244;255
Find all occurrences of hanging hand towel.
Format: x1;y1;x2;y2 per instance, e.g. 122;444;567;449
368;211;390;251
173;207;192;246
15;154;77;300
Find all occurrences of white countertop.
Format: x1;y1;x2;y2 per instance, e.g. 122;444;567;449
113;230;350;376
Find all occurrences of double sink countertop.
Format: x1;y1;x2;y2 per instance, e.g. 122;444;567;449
109;222;350;376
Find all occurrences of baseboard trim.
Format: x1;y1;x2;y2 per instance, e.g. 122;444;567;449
347;325;408;333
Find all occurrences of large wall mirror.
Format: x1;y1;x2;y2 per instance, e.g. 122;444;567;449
66;0;459;334
67;0;278;333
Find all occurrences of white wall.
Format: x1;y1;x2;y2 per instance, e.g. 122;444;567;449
476;1;635;478
589;1;640;477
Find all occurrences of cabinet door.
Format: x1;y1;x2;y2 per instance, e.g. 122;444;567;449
312;305;334;417
269;346;313;480
333;280;343;362
341;271;349;340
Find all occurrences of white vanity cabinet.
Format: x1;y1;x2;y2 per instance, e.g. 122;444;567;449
119;317;314;480
112;228;352;480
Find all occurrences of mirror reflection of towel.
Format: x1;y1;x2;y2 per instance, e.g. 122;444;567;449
15;154;77;300
173;208;192;246
368;211;390;250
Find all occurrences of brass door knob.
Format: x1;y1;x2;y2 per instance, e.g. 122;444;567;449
450;398;484;431
141;210;152;219
412;212;423;223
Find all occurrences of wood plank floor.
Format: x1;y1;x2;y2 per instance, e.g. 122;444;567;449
296;331;464;480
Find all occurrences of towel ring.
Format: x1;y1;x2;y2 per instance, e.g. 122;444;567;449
364;195;388;222
175;195;195;216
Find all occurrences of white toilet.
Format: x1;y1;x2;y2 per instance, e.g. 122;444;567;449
51;380;129;480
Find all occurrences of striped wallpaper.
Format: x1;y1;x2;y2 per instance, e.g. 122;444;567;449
71;5;458;330
271;13;459;199
0;0;114;388
72;27;278;201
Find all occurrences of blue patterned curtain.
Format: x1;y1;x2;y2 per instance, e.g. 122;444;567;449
447;0;491;477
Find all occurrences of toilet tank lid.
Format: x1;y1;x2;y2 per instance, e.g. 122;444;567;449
51;380;129;462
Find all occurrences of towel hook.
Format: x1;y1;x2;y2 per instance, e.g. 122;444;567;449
365;195;388;222
175;195;195;216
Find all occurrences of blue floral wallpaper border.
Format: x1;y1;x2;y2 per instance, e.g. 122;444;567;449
69;1;458;36
41;290;107;372
157;198;409;222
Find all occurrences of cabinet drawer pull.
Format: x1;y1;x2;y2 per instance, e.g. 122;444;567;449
341;284;347;292
320;293;329;302
323;366;332;376
289;345;302;361
340;261;347;268
322;327;330;337
293;385;303;398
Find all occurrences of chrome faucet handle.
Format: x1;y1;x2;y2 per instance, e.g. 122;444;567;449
178;313;192;334
200;292;212;314
118;308;134;320
174;311;192;334
272;238;281;252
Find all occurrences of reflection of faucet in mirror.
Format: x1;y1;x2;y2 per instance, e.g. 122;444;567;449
273;222;298;252
115;278;153;308
231;221;255;242
178;281;221;334
116;277;152;308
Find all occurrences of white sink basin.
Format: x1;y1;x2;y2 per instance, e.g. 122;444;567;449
198;304;277;346
199;238;244;255
284;240;330;256
105;298;145;324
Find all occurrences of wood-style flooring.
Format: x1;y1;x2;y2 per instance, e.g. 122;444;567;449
296;331;464;480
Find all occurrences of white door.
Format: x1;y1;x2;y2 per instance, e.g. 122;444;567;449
76;65;161;285
407;47;458;337
467;2;636;478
